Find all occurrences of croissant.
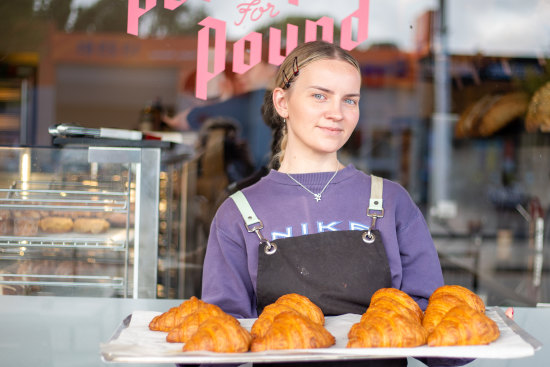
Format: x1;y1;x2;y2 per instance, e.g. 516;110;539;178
348;313;427;348
427;304;500;346
363;296;422;325
250;311;335;352
251;303;300;338
422;293;469;334
149;296;205;331
429;285;485;313
166;303;228;343
370;288;423;322
182;316;252;353
274;293;325;325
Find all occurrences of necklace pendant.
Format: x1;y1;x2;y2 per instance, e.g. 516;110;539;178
314;193;322;202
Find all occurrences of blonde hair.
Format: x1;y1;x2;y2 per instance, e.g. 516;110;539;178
262;41;361;168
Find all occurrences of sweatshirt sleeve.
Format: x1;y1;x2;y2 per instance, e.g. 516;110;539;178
201;209;257;319
395;190;444;310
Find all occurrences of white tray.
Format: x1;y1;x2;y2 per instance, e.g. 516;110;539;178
100;307;542;364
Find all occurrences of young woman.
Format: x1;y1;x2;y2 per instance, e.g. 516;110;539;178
201;41;444;320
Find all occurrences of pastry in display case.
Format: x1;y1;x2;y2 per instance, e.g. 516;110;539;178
0;145;162;298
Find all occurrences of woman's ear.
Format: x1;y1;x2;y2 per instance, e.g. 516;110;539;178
272;87;288;119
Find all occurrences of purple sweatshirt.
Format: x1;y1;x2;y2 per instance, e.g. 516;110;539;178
201;164;444;318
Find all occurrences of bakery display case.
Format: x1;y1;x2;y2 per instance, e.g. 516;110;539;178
0;145;161;298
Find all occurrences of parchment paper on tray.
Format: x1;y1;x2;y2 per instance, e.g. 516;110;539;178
100;307;542;364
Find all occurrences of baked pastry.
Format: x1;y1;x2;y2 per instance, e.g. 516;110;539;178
73;218;110;234
428;285;485;313
0;210;12;235
427;304;500;346
183;316;252;353
273;293;325;325
250;311;335;351
348;289;427;348
362;296;422;325
149;296;206;331
423;293;469;334
423;285;485;335
39;217;73;233
348;312;428;348
106;212;134;227
455;93;528;138
251;303;299;338
166;303;228;343
13;211;41;236
454;95;496;138
477;92;528;136
370;288;424;322
252;293;324;339
526;81;550;133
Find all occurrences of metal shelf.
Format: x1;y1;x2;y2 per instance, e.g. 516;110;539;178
0;235;127;249
0;274;124;288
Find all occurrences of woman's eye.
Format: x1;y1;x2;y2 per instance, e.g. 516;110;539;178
313;93;325;100
344;98;358;105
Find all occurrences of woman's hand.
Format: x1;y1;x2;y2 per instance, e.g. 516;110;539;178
505;307;514;320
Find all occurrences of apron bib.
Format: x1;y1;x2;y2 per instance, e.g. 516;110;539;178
256;229;391;315
231;175;392;316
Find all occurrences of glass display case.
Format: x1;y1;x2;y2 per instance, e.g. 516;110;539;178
0;146;161;298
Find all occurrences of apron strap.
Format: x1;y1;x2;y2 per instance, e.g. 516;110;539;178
230;191;261;228
369;175;384;212
230;191;276;254
366;175;384;240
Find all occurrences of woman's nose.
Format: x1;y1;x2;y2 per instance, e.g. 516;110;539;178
324;100;343;120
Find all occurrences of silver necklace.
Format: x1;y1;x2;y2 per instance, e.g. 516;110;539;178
286;166;339;202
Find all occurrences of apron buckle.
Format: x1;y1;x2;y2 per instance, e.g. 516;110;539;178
365;208;384;244
246;221;277;255
262;240;277;255
362;230;376;244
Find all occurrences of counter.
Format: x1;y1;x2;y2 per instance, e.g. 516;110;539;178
0;296;546;367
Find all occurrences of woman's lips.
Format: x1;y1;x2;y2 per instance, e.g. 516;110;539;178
318;126;343;135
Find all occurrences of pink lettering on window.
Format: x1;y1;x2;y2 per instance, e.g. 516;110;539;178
127;0;209;36
190;0;370;99
233;32;263;74
340;0;370;51
268;24;298;66
235;0;280;26
127;0;156;36
305;17;334;43
195;17;227;100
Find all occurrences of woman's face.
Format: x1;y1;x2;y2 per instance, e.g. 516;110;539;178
275;58;361;160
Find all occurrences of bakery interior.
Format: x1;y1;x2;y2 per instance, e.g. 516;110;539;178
1;0;549;366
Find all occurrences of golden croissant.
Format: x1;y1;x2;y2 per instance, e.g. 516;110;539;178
422;293;469;334
166;303;228;343
252;293;325;339
250;311;335;352
429;285;485;313
251;303;300;338
363;296;422;325
348;313;427;348
427;304;500;346
370;288;424;322
182;316;252;353
274;293;325;325
149;296;205;332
